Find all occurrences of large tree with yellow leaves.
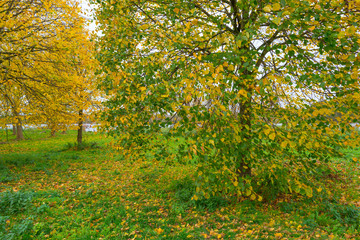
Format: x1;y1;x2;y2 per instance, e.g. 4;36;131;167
0;0;97;141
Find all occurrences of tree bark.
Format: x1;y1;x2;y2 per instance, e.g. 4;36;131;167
13;109;24;141
50;128;56;137
16;123;24;140
236;75;252;178
12;124;16;135
237;111;252;178
77;109;83;145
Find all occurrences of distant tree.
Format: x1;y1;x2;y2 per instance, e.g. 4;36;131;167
0;0;98;142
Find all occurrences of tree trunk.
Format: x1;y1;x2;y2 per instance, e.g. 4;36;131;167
13;109;24;141
16;123;24;140
236;77;252;178
77;109;83;145
12;124;16;135
50;128;56;137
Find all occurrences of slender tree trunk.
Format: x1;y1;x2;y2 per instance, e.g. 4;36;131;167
16;123;24;140
77;109;83;145
12;124;16;135
13;109;24;141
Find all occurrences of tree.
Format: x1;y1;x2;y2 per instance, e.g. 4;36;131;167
0;0;98;142
67;38;99;145
95;0;360;199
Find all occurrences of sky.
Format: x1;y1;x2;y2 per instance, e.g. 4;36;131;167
79;0;97;32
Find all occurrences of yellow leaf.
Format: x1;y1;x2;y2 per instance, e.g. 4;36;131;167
238;89;247;97
263;5;272;12
280;141;288;148
258;195;263;201
273;17;281;25
228;65;235;71
308;26;315;31
174;8;180;14
269;132;276;140
154;228;164;234
233;181;238;187
282;10;290;16
236;40;242;47
185;95;192;102
219;105;227;111
351;71;358;79
264;128;271;135
250;194;256;200
275;233;283;238
209;139;215;145
273;3;281;11
340;55;349;61
305;187;313;197
338;31;345;39
245;189;251;196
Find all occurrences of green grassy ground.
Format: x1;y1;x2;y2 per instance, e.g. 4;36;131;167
0;130;359;239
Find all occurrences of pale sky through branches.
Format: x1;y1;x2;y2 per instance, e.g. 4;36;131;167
79;0;96;32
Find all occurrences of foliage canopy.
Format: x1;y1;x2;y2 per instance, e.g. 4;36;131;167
95;0;360;199
0;0;98;139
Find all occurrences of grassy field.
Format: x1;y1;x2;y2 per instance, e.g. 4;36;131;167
0;129;359;239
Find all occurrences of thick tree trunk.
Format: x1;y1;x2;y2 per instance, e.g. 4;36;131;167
77;109;83;145
16;123;24;140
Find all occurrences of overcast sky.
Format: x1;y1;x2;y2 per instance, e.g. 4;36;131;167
79;0;97;32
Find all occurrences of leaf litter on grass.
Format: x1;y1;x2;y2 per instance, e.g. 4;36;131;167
0;130;359;239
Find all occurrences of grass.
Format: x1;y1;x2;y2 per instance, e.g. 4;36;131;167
0;129;359;239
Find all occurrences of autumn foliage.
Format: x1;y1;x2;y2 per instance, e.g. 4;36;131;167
0;0;98;140
94;0;360;200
